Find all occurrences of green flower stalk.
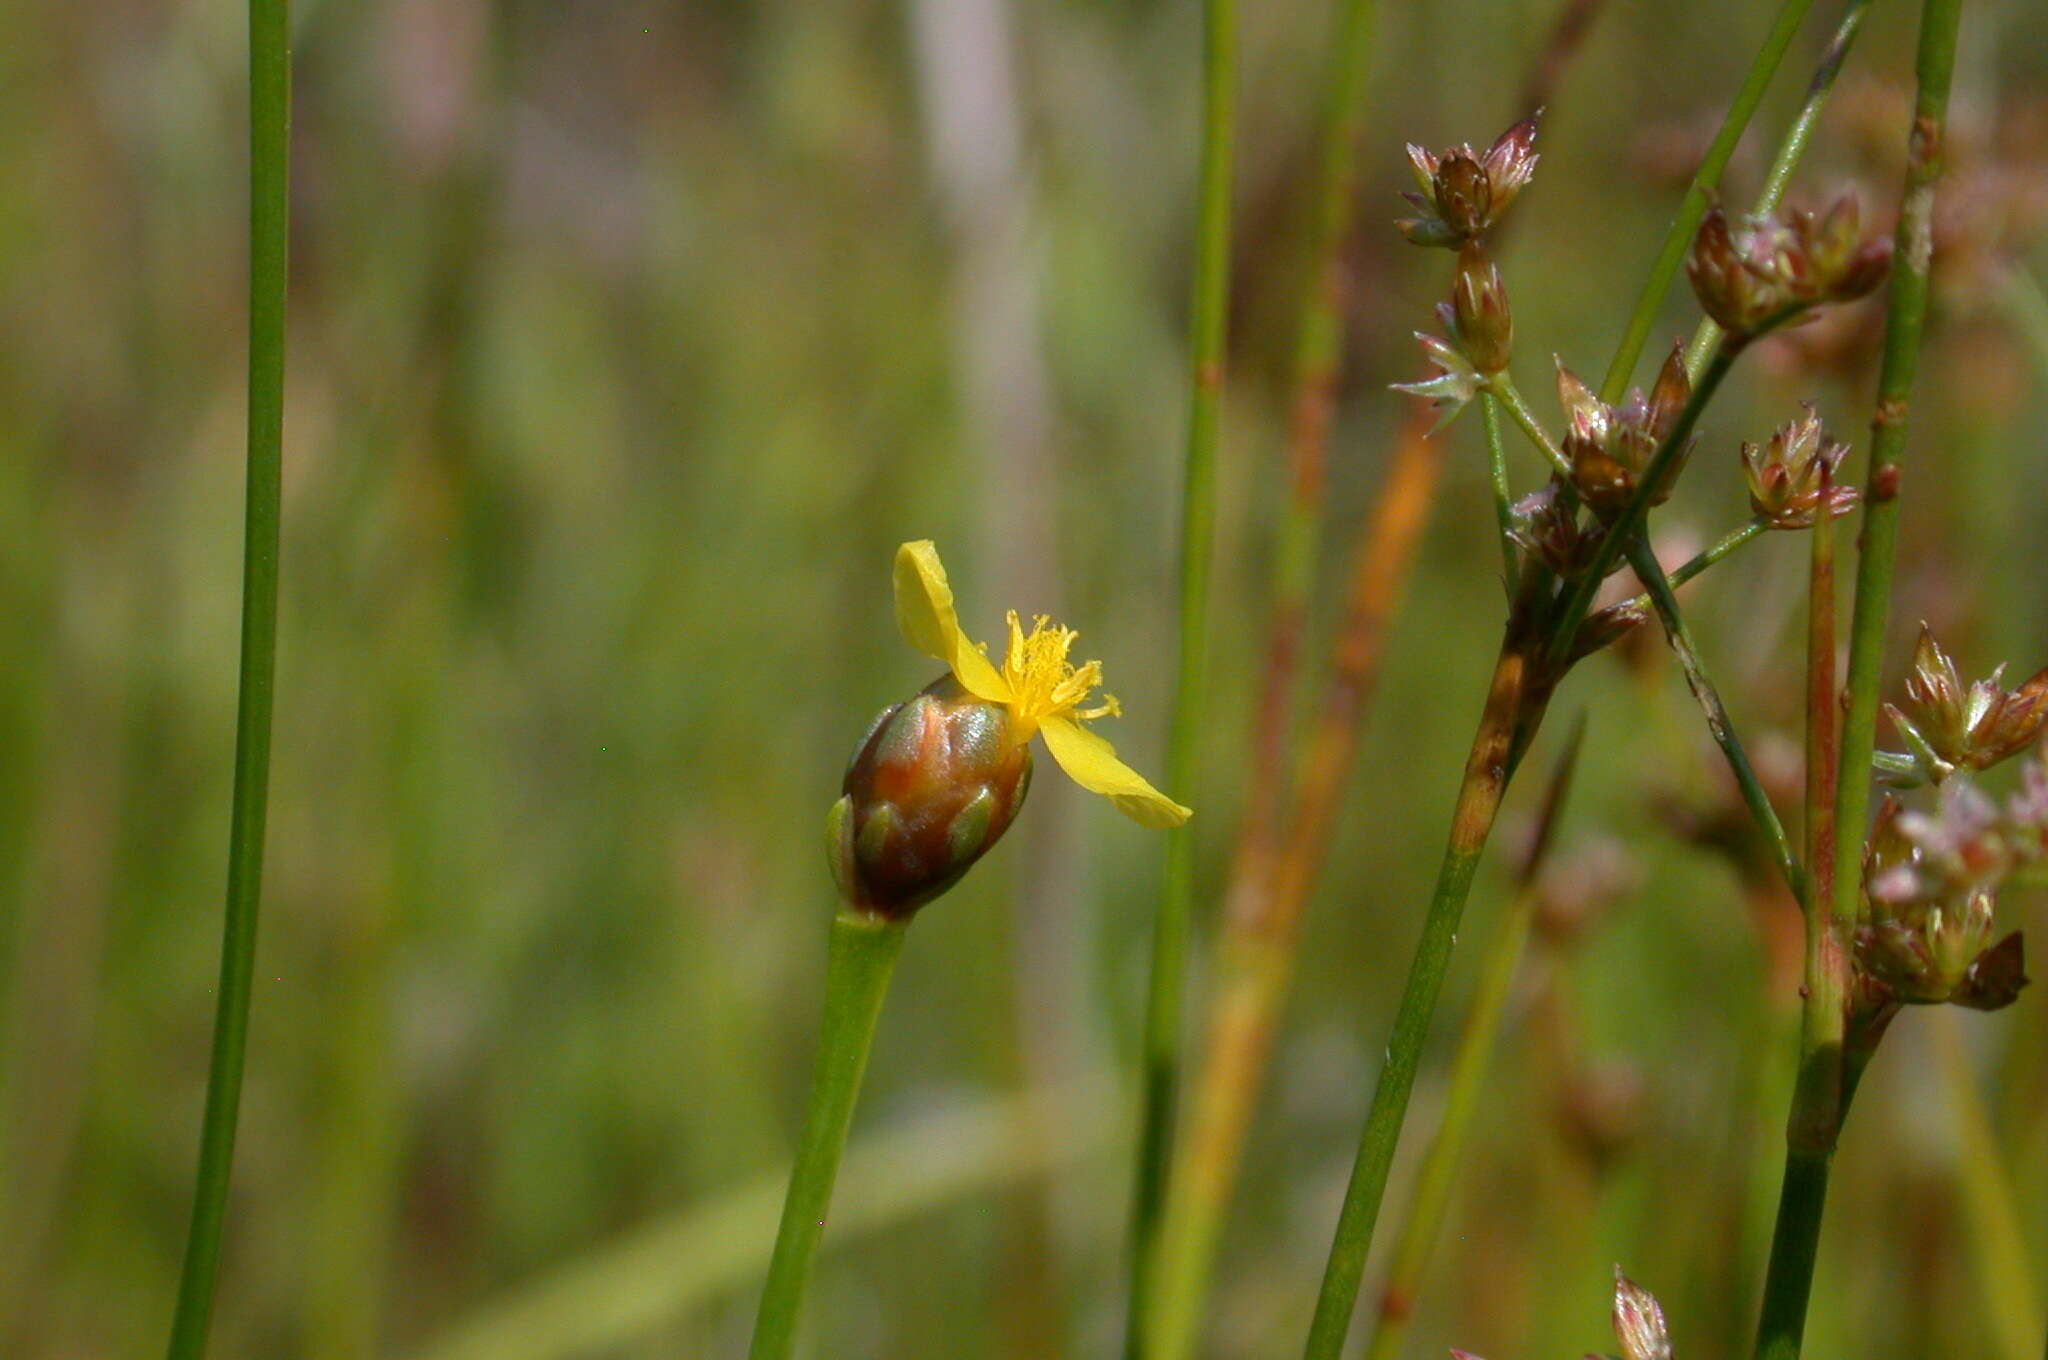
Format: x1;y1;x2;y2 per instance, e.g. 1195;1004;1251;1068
164;0;290;1353
751;542;1186;1360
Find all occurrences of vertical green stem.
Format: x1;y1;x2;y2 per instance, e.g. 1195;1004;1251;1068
162;2;289;1355
750;911;909;1360
1362;719;1586;1360
1302;632;1531;1360
1755;4;1963;1356
1753;1149;1834;1357
1829;0;1960;953
1685;0;1877;377
1599;0;1814;403
1126;0;1236;1350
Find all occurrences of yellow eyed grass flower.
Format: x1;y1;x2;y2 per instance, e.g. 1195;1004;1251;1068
894;540;1191;830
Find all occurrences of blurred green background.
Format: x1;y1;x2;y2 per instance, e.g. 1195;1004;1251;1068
5;0;2047;1355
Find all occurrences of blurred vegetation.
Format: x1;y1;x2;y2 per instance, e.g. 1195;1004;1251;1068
4;0;2047;1355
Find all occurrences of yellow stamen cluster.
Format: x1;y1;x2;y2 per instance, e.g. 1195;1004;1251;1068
1000;611;1120;740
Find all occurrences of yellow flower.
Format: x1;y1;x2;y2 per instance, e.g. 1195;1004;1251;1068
892;540;1192;829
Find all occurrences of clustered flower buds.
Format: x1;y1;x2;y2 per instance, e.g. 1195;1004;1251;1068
1740;406;1858;529
1397;115;1540;247
1557;343;1694;517
1856;787;2029;1011
829;676;1032;918
1881;626;2048;786
1507;479;1611;578
1685;194;1893;338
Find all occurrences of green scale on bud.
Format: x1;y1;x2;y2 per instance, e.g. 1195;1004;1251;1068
827;675;1032;918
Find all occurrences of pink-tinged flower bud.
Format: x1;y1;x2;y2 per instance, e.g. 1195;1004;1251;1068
830;675;1032;918
1855;785;2031;1010
1612;1270;1672;1360
1686;194;1893;338
1557;345;1695;517
1396;114;1542;247
1882;625;2048;784
1450;244;1514;373
1507;480;1609;578
1740;405;1859;529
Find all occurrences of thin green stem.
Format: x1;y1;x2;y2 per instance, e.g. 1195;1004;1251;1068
1757;2;1964;1355
163;2;290;1354
1686;0;1877;377
1828;0;1958;944
1489;371;1571;480
1302;629;1533;1360
1753;1148;1833;1356
1600;0;1815;403
1482;393;1519;595
750;911;909;1360
1627;539;1805;904
1362;719;1587;1360
1126;0;1237;1348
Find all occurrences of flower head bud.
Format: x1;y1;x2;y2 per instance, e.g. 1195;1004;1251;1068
1740;405;1858;529
1612;1270;1673;1360
831;674;1032;918
1557;344;1694;517
1881;626;2048;785
1449;244;1514;373
1686;195;1892;338
1397;114;1541;247
1856;787;2030;1009
1507;479;1611;579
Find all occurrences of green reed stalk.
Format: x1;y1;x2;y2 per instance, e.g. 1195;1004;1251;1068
1755;9;1962;1355
750;911;908;1360
1362;719;1586;1360
1685;0;1877;377
1125;0;1237;1349
163;3;290;1355
1302;616;1535;1360
1600;0;1814;402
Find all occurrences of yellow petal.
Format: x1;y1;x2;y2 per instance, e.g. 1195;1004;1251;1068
892;541;1011;703
1037;715;1191;829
